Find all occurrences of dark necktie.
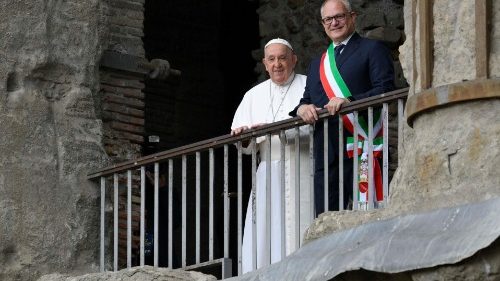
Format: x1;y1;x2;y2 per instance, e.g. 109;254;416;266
334;44;345;58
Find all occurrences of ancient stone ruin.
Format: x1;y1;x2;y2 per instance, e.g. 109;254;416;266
0;0;498;281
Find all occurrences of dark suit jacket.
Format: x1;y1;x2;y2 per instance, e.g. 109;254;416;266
290;32;395;212
292;32;394;111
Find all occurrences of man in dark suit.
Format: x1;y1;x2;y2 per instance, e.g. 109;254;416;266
290;0;394;215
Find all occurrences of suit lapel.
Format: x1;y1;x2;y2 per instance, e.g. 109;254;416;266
336;33;361;69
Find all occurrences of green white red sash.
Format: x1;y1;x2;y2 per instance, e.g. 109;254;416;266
319;43;384;203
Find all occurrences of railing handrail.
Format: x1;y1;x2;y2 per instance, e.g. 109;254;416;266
88;87;408;179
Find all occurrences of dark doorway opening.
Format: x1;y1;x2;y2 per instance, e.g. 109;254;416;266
142;0;260;277
143;0;260;151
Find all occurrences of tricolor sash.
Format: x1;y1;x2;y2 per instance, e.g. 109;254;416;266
319;43;384;204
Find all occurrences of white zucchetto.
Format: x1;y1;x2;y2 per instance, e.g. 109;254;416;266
264;38;294;51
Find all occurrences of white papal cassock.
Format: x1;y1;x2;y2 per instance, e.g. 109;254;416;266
231;72;312;274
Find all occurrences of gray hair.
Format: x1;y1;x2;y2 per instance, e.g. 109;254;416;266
320;0;352;15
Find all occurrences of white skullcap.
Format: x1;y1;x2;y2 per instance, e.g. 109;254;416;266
264;38;293;51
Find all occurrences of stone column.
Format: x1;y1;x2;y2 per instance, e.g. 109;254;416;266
391;0;500;214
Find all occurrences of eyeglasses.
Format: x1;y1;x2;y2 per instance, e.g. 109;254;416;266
321;13;350;25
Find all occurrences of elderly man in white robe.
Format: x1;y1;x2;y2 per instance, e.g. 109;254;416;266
231;38;312;273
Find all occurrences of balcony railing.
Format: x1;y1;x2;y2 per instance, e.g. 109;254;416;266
88;87;408;279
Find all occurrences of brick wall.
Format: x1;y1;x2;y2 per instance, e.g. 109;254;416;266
100;0;147;269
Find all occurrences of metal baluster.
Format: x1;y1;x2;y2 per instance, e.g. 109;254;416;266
100;177;105;272
237;141;243;275
113;173;118;271
279;131;285;258
323;118;329;213
140;166;145;267
368;107;374;210
224;145;230;258
265;134;271;265
154;162;159;267
309;125;315;222
353;112;359;210
251;138;257;270
339;116;344;210
168;159;173;268
209;148;214;261
382;103;389;206
398;98;404;171
127;170;132;268
294;127;300;250
182;155;187;267
196;152;201;264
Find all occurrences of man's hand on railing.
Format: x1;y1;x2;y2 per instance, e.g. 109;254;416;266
230;123;267;136
324;97;350;115
297;104;322;124
230;126;248;136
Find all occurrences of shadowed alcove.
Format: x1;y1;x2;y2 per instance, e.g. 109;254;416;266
143;0;260;151
141;0;259;276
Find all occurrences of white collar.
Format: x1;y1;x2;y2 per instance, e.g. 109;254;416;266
333;32;354;47
270;71;296;87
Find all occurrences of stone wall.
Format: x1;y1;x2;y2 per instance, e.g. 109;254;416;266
99;0;148;269
0;1;109;280
101;0;146;162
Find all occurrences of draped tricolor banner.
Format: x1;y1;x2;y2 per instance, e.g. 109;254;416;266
319;43;384;204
